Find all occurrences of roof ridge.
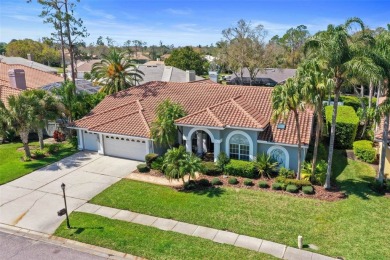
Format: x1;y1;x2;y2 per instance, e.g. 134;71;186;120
89;110;141;129
206;108;224;127
1;62;63;80
230;97;264;128
138;110;151;134
175;107;209;122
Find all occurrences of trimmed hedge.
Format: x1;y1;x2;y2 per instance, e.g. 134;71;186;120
286;184;299;193
145;153;159;167
302;186;314;194
228;177;239;185
198;179;211;187
258;181;269;188
225;160;257;178
201;162;222;176
272;183;283;190
325;105;359;149
151;156;164;171
331;95;377;112
137;163;150;173
353;140;376;163
244;179;254;186
275;177;311;188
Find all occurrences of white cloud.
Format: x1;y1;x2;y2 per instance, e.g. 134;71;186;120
83;5;115;20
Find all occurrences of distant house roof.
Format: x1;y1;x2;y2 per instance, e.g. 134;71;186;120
227;68;297;86
130;52;150;61
0;62;63;89
0;55;58;74
136;65;204;84
72;81;314;146
73;59;102;72
144;60;165;66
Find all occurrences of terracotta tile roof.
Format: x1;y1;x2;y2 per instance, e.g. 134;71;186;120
0;62;63;89
73;81;314;145
0;84;22;107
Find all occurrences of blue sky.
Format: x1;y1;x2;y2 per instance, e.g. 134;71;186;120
0;0;389;46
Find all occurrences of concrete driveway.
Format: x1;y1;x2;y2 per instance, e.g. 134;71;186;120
0;152;139;234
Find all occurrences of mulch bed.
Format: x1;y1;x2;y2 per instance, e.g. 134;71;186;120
199;175;347;202
132;169;165;177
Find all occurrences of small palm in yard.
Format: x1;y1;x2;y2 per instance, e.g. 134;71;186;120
255;153;278;179
151;99;186;148
91;49;144;95
180;153;204;182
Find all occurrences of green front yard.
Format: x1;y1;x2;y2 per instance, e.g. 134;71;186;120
0;141;77;185
78;150;389;259
55;212;276;260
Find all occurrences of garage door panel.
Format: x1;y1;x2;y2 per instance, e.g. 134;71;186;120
83;131;98;151
104;136;146;161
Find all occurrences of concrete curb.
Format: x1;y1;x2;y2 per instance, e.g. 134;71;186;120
0;223;144;260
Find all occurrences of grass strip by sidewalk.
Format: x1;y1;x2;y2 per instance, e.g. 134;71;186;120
55;212;276;260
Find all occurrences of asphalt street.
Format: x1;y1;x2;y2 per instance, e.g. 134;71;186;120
0;231;105;260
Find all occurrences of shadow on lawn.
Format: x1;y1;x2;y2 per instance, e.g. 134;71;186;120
184;187;226;198
69;226;104;235
331;149;381;200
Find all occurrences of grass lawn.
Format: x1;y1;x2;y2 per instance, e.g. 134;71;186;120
85;150;390;260
0;141;77;185
55;212;276;260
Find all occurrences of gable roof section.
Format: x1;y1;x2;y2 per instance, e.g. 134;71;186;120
0;55;58;73
0;83;22;107
73;81;313;146
0;62;63;89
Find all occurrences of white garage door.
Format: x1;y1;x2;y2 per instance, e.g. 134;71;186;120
104;135;147;161
83;131;99;151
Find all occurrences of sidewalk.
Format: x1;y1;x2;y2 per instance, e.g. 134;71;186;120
76;203;336;260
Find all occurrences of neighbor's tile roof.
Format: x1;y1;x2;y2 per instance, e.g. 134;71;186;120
0;55;58;73
0;83;22;107
73;81;314;145
0;62;63;89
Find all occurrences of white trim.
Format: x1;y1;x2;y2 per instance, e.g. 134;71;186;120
267;145;290;169
186;128;217;143
257;140;309;148
175;123;224;130
226;126;264;131
225;130;254;161
213;139;223;144
98;132;150;141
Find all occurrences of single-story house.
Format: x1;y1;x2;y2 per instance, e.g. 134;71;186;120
374;97;390;177
136;65;204;84
70;81;313;172
0;55;58;74
227;68;296;87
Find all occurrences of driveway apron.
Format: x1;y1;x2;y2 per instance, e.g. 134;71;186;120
0;151;139;234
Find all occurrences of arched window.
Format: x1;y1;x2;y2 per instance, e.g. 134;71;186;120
267;146;289;169
229;134;250;161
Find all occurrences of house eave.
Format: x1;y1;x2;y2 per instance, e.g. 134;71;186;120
257;140;309;148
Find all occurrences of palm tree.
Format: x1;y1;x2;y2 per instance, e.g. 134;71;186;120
299;60;331;174
163;146;187;184
23;90;60;150
181;153;204;182
53;81;78;123
377;98;390;183
272;77;305;179
1;94;39;158
255;153;278;179
304;18;378;189
91;49;144;95
151;99;186;148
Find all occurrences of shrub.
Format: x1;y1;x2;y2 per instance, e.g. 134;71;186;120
370;180;386;194
211;177;222;185
201;161;222;176
228;177;239;185
244;179;254;186
272;182;283;190
198;178;211;187
336;95;377;112
302;186;314;194
286;184;299;193
275;177;311;188
145;153;159;167
254;153;278;178
68;136;78;149
353;140;376;163
258;181;269;188
47;143;60;154
184;180;197;190
137;163;150;173
301;160;327;185
325;106;359;149
278;167;295;178
53;130;65;142
216;152;230;172
33;150;45;159
151;156;164;171
225;159;257;178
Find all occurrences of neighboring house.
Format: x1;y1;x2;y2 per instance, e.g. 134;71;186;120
130;52;150;64
227;68;296;87
374;97;390;177
0;55;58;74
70;81;313;172
71;59;101;79
144;60;165;66
136;65;204;84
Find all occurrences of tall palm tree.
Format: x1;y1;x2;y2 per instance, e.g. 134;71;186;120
23;89;60;150
299;60;332;174
304;18;378;189
91;49;144;95
272;77;305;179
377;98;390;183
1;94;39;158
151;99;186;148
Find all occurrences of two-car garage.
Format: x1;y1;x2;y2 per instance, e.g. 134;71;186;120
80;130;148;161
